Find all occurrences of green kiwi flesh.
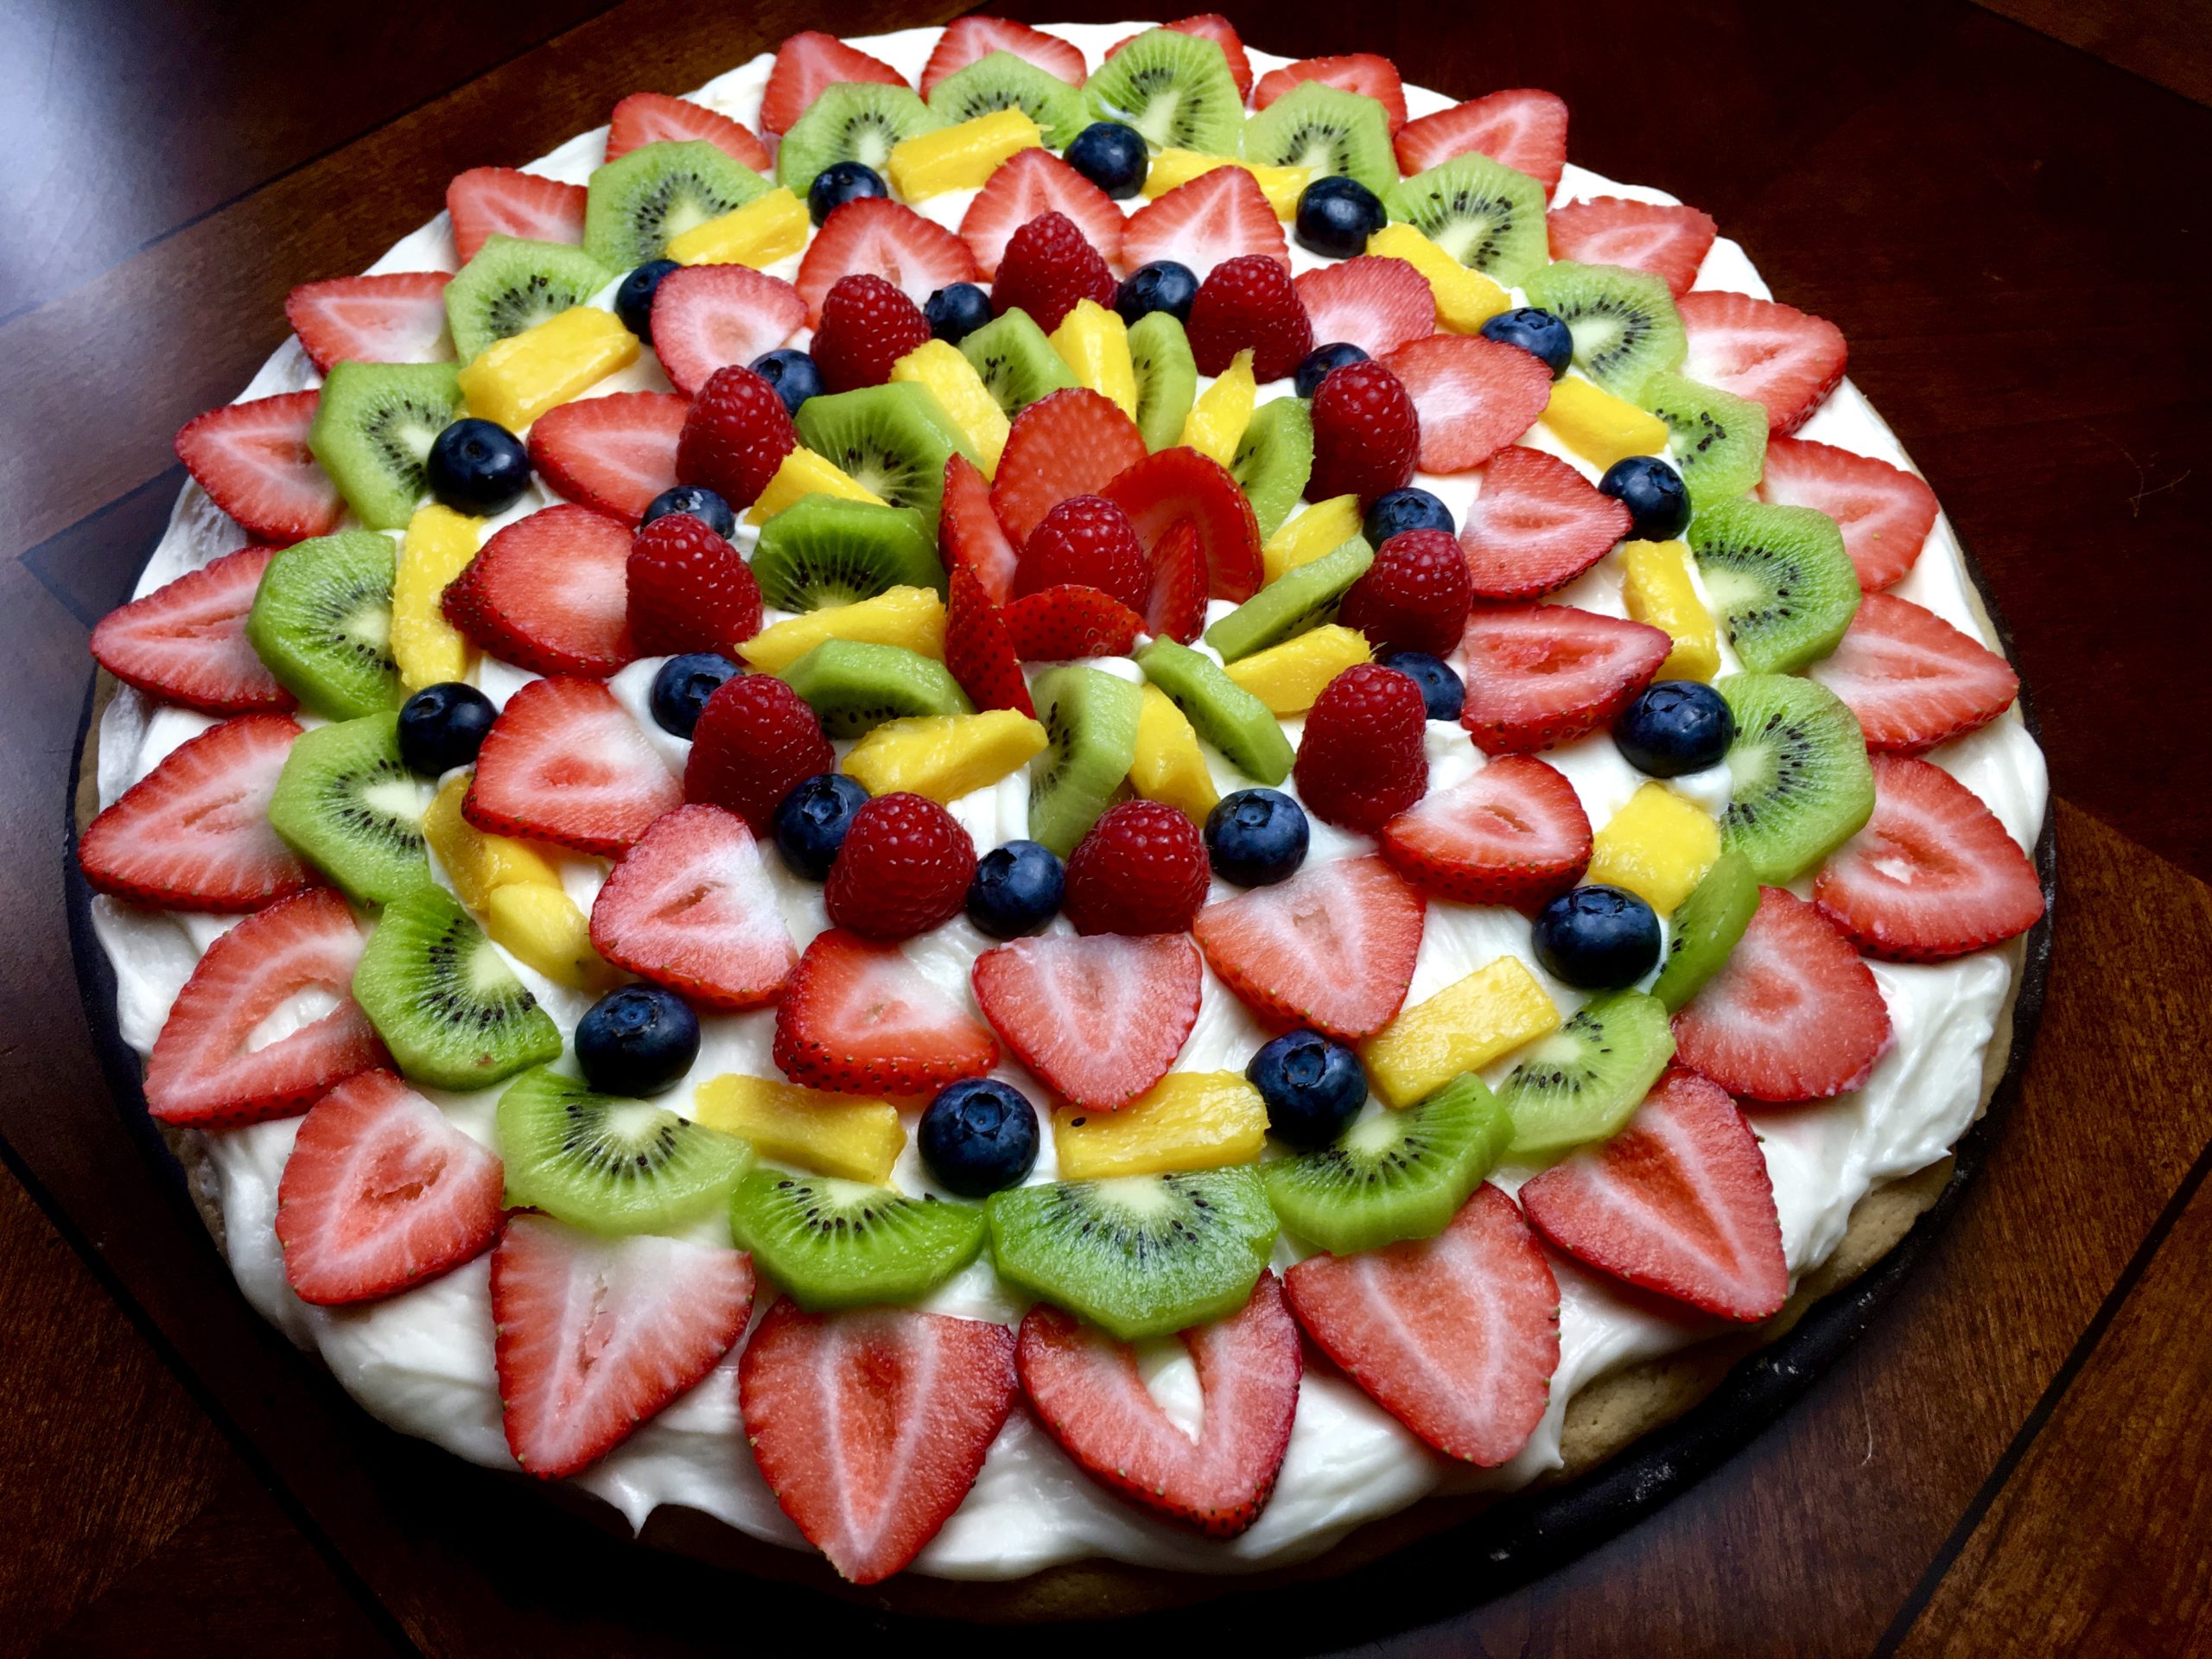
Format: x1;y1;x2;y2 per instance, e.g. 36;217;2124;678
1204;537;1374;662
1382;155;1549;288
245;530;402;719
266;713;431;905
1651;849;1760;1012
776;84;944;196
1688;496;1860;672
1083;28;1245;155
1518;261;1686;400
791;382;976;521
728;1169;986;1309
1027;664;1144;855
353;885;562;1092
1135;637;1296;785
1230;395;1314;539
584;140;772;270
779;639;973;738
747;494;943;612
927;51;1088;148
442;235;613;362
308;361;464;531
496;1065;752;1236
1638;371;1769;510
1126;310;1198;450
1241;82;1397;198
1715;671;1876;883
1497;988;1675;1160
959;308;1078;417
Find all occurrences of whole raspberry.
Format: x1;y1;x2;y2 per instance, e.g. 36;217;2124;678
1014;494;1150;613
1338;529;1474;657
1308;360;1421;505
684;674;835;833
626;513;763;654
1186;254;1313;381
1293;663;1430;832
824;791;978;940
1062;801;1211;937
675;364;798;508
992;212;1116;334
812;273;931;393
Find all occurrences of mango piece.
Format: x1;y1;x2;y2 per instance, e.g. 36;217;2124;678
1128;683;1220;823
1541;376;1671;471
692;1073;906;1184
1621;538;1720;682
1047;300;1139;423
886;110;1041;200
455;306;638;431
1365;223;1512;332
1179;348;1255;465
1052;1071;1268;1179
1586;782;1721;914
392;505;480;691
484;881;620;992
1223;624;1372;715
1143;149;1310;219
738;585;946;671
1360;958;1560;1109
841;709;1047;804
744;445;889;524
667;186;810;268
1262;493;1366;583
892;339;1011;474
423;775;561;912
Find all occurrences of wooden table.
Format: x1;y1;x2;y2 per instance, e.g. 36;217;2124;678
4;1;2208;1651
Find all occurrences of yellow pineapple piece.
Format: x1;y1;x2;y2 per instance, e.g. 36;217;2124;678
739;585;945;671
841;710;1047;804
1586;782;1721;914
1361;958;1560;1109
484;882;620;992
455;306;638;430
423;775;560;912
1143;149;1310;219
667;187;810;268
886;110;1042;200
1223;624;1372;715
1179;348;1255;464
744;446;889;524
692;1074;905;1184
1621;539;1720;681
1540;377;1670;471
1128;683;1219;823
1365;224;1512;332
1047;300;1139;423
1052;1071;1268;1179
391;505;480;691
891;340;1011;475
1262;493;1365;583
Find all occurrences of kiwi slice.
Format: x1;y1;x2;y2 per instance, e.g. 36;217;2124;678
1083;27;1245;156
1242;82;1397;198
1382;155;1549;288
1262;1073;1513;1255
1519;261;1686;400
749;495;944;612
1497;989;1676;1160
1652;849;1759;1013
442;234;612;363
307;361;463;531
1688;496;1860;672
1715;671;1876;884
927;50;1088;148
779;639;972;738
792;382;976;522
1135;637;1296;785
245;530;401;719
959;308;1078;418
1127;310;1198;451
498;1065;752;1236
1204;537;1373;662
776;83;944;197
353;885;562;1092
1230;396;1314;539
1027;664;1144;855
266;714;431;905
1638;370;1768;510
985;1167;1279;1342
729;1170;986;1310
585;139;772;270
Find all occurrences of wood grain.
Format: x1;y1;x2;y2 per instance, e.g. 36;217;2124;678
1973;0;2212;109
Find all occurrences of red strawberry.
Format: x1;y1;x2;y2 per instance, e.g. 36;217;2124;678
1100;444;1265;604
590;804;796;1007
1545;197;1717;299
442;504;635;677
446;167;588;264
1339;527;1475;656
1062;801;1211;937
1291;665;1432;835
1186;252;1313;380
989;388;1148;545
812;271;932;393
823;791;978;941
972;931;1203;1110
1254;54;1408;130
944;567;1033;715
1382;334;1551;473
1671;887;1893;1102
1308;359;1422;505
940;451;1020;603
1757;436;1940;591
1119;168;1288;283
741;1301;1016;1584
143;888;384;1128
1292;256;1435;359
283;272;452;373
1015;493;1150;612
174;391;343;543
797;198;980;329
773;927;1000;1096
683;673;835;834
1808;592;2018;755
759;30;908;137
1676;290;1847;436
1459;605;1671;754
1192;854;1426;1040
276;1070;505;1306
1378;753;1592;906
79;713;315;911
991;210;1118;334
675;363;799;510
1283;1185;1560;1465
493;1214;753;1478
626;512;761;653
921;16;1087;95
1016;1272;1299;1536
526;391;689;524
1459;444;1633;599
1143;518;1207;644
605;92;772;171
90;546;295;714
1813;754;2043;962
1393;89;1570;198
1001;585;1144;661
648;264;805;397
957;148;1123;279
466;677;681;856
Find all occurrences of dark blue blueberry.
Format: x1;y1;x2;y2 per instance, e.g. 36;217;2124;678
640;484;736;540
648;652;741;739
965;839;1065;938
1294;175;1387;260
807;160;887;226
771;773;870;880
1204;789;1309;887
1293;340;1369;399
1479;306;1573;378
1065;121;1149;198
614;258;681;343
1363;486;1454;545
919;1077;1040;1197
575;985;701;1096
396;682;496;776
1114;260;1199;327
1597;454;1692;542
1377;651;1465;721
1247;1030;1368;1149
1533;886;1663;990
424;418;531;517
747;348;823;419
924;283;995;346
1613;680;1736;777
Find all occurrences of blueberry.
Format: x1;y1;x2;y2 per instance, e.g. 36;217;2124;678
919;1077;1040;1197
1114;260;1199;327
1613;681;1735;777
575;985;701;1096
1479;306;1573;378
640;484;736;540
1247;1030;1368;1148
807;160;887;226
1065;121;1149;198
1598;454;1692;542
1376;651;1465;721
747;348;823;419
615;257;681;343
1532;886;1662;990
1363;486;1454;545
396;682;496;775
772;773;869;880
648;652;741;739
1294;175;1387;260
965;839;1065;938
1294;341;1370;398
424;418;531;517
1204;789;1309;887
924;283;994;346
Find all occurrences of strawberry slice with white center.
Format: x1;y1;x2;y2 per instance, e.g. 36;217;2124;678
990;388;1150;546
957;148;1125;279
758;30;909;137
283;272;453;373
440;503;636;677
1459;444;1633;599
1381;334;1553;474
940;453;1020;604
1757;435;1941;591
143;888;385;1128
1192;855;1426;1041
648;265;806;397
970;932;1202;1111
464;677;680;857
921;16;1087;94
525;391;690;524
944;566;1034;715
79;712;315;911
605;92;772;171
1379;753;1592;907
1813;754;2044;962
741;1300;1017;1583
794;197;980;329
1393;88;1570;197
1459;604;1672;753
1100;443;1265;604
1808;592;2018;754
1254;53;1408;131
276;1069;505;1306
1676;290;1847;437
1519;1069;1788;1322
589;804;797;1007
1016;1272;1300;1537
1118;167;1287;282
1283;1185;1560;1465
772;928;1000;1096
446;166;588;264
173;391;343;543
90;545;295;715
493;1213;754;1479
1292;255;1436;359
1544;198;1718;299
1671;887;1893;1102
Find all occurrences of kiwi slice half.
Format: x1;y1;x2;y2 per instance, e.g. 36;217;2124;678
1639;371;1768;510
1652;849;1759;1012
1519;261;1687;400
1126;310;1197;450
308;360;463;531
1230;396;1314;539
1084;27;1245;156
749;494;943;612
245;530;401;719
985;1167;1279;1342
1027;664;1144;855
1205;537;1373;662
266;713;431;905
498;1065;752;1236
1135;637;1296;785
779;639;972;738
585;139;771;270
1688;496;1860;672
1382;155;1549;288
927;51;1088;148
1498;989;1675;1160
442;234;613;362
729;1170;986;1310
1242;82;1397;198
792;382;975;521
777;83;944;197
353;885;562;1092
1715;671;1875;883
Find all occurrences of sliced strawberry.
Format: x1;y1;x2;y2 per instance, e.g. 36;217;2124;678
940;452;1020;603
1378;753;1592;907
1192;855;1425;1041
1808;592;2018;755
446;166;588;264
648;264;805;397
1459;444;1633;599
440;503;635;677
758;30;908;137
1393;88;1570;196
1382;334;1552;474
1118;167;1287;283
990;388;1150;545
957;147;1125;279
795;197;979;329
1545;197;1717;299
143;888;385;1128
90;546;295;715
174;391;343;543
1001;585;1144;661
464;677;681;857
493;1213;753;1478
922;16;1087;94
1758;435;1940;591
1676;290;1847;437
1292;256;1436;359
276;1069;505;1306
79;713;315;911
1017;1272;1298;1536
772;928;1001;1096
1671;887;1893;1102
590;804;796;1007
283;272;452;373
1254;54;1408;131
971;933;1202;1110
944;567;1034;715
1283;1185;1560;1465
605;92;772;171
1459;604;1671;754
525;391;690;524
1100;444;1265;604
741;1300;1017;1584
1144;518;1206;643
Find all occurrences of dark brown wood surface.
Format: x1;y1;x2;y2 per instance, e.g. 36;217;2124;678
3;1;2209;1652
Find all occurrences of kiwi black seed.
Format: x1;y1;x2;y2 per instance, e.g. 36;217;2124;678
776;84;944;197
1714;671;1876;883
747;494;944;612
1637;370;1769;510
1688;496;1861;672
496;1065;753;1236
791;382;976;521
728;1169;987;1309
927;51;1089;147
307;360;464;531
442;234;613;362
960;308;1080;417
1497;989;1676;1160
584;139;772;270
245;529;403;719
1242;82;1397;197
1082;27;1245;154
1519;260;1687;399
1382;154;1550;288
266;712;431;905
353;885;563;1093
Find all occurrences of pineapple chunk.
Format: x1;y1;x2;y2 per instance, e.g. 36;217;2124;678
1128;683;1219;823
455;306;638;431
1052;1071;1268;1179
739;585;946;671
886;110;1042;200
1361;958;1560;1109
693;1073;906;1184
667;187;810;268
1621;539;1719;682
392;505;480;691
1047;300;1139;423
892;340;1011;474
1224;624;1371;715
1143;149;1310;219
423;775;560;911
1179;348;1255;464
744;446;888;524
484;882;620;992
841;710;1047;804
1365;224;1512;332
1262;493;1365;583
1586;782;1720;914
1541;376;1670;471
